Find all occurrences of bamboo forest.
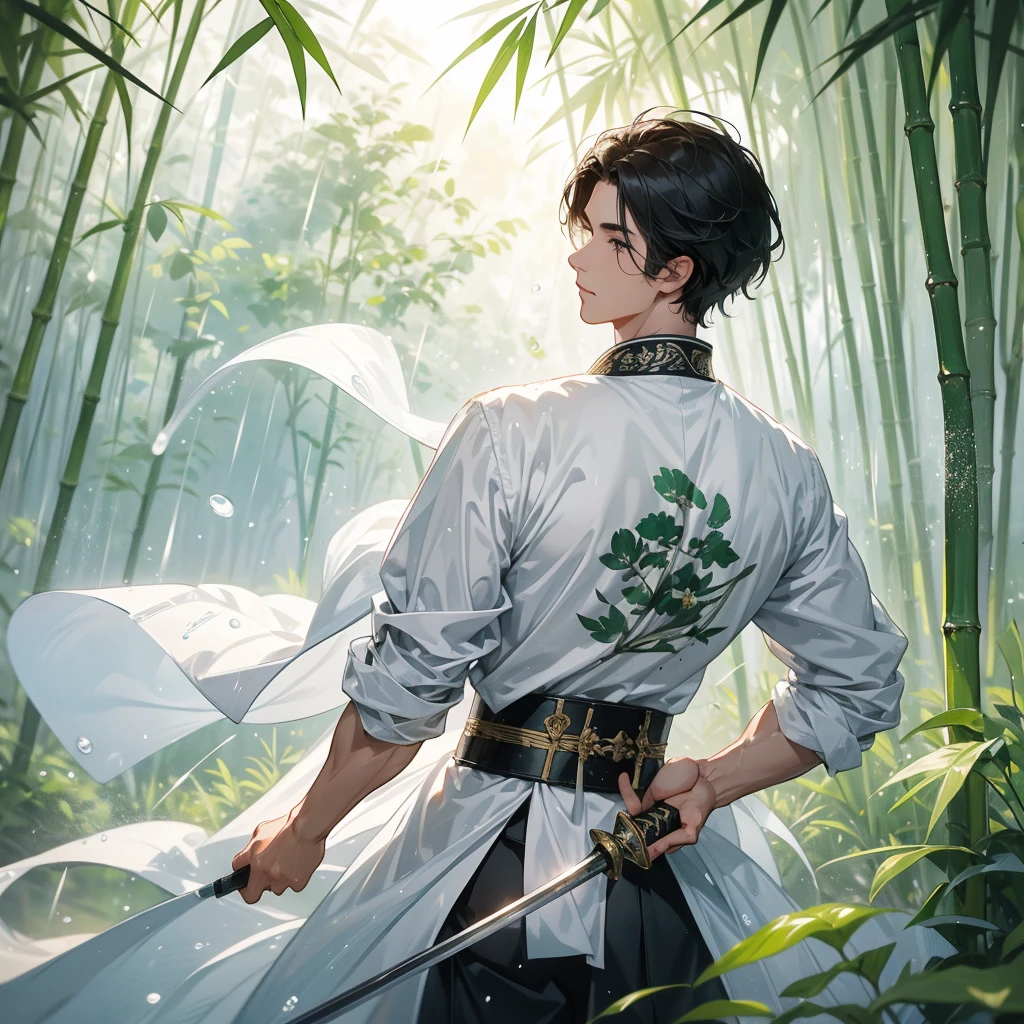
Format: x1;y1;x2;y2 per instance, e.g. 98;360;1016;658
0;0;1022;1020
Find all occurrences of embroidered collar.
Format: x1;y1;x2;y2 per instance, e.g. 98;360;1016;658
586;334;716;381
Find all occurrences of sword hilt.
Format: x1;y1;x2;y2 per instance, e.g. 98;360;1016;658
196;864;250;900
589;801;681;879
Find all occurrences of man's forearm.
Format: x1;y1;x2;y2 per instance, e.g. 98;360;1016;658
697;701;823;809
290;703;422;843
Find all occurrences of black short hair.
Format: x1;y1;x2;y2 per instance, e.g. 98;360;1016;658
560;108;785;329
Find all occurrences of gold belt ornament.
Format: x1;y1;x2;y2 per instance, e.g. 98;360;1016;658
461;700;668;789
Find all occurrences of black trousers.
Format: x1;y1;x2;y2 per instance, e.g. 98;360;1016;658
417;796;728;1024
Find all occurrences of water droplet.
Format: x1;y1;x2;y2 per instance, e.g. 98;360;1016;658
39;770;46;777
100;834;107;842
229;618;241;628
62;916;72;924
248;522;254;528
146;993;161;1004
151;431;169;456
182;610;218;639
77;737;93;754
209;493;234;518
531;283;541;292
350;374;374;406
123;905;130;912
194;942;204;950
67;771;74;778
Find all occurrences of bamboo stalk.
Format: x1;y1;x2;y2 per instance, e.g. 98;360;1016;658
725;20;808;436
0;0;57;250
751;101;815;446
789;2;875;526
651;0;689;110
820;221;843;495
541;6;578;155
785;142;814;423
0;0;141;494
122;52;242;583
754;299;783;418
823;3;920;639
848;4;943;665
990;266;1022;679
946;7;997;659
301;387;338;588
10;0;209;780
885;0;984;921
988;130;1023;677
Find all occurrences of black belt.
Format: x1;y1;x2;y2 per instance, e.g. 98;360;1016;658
453;692;672;794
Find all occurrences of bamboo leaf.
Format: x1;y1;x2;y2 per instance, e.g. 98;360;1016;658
76;216;124;244
674;1001;773;1021
513;10;537;115
429;3;536;90
997;619;1023;704
900;707;985;742
878;739;997;789
10;0;169;107
202;17;273;88
381;33;428;64
257;0;307;117
694;904;897;985
146;203;167;241
546;0;588;64
112;72;132;174
980;0;1020;168
19;63;99;106
275;0;340;92
870;962;1024;1013
924;0;970;105
1003;918;1024;958
464;16;527;136
750;0;790;95
162;201;233;229
337;47;387;82
808;0;934;107
591;985;692;1018
781;943;896;998
77;0;140;44
869;845;969;902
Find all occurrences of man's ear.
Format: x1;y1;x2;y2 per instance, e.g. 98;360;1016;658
655;254;694;295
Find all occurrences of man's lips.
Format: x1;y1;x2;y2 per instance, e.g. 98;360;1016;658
576;283;594;294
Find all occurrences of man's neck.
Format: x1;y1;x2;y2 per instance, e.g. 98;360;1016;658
611;305;700;344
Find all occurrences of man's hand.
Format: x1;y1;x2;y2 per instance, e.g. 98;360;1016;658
231;810;326;905
617;758;716;861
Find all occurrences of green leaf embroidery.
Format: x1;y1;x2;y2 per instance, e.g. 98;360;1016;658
579;468;755;654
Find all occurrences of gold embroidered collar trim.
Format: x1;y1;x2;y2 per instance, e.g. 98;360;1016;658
586;334;716;381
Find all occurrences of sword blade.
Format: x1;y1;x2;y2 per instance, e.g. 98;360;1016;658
287;849;610;1024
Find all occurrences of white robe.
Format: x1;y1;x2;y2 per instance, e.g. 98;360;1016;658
228;366;945;1023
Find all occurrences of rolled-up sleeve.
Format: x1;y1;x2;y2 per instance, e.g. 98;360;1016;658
751;455;908;776
341;398;513;744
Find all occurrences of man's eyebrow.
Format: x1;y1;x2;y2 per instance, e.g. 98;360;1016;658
599;222;633;236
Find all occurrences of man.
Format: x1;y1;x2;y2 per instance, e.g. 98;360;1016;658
231;110;907;1023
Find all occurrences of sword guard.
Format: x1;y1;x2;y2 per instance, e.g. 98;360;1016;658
589;801;681;879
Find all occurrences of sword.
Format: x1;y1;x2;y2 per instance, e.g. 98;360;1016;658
284;801;681;1024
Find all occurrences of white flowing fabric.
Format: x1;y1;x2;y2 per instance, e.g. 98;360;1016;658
5;501;408;782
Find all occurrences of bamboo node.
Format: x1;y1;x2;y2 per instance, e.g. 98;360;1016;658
903;115;934;135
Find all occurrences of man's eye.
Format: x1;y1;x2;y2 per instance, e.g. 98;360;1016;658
610;239;627;250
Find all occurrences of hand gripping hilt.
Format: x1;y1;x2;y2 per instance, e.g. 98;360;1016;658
589;801;681;879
